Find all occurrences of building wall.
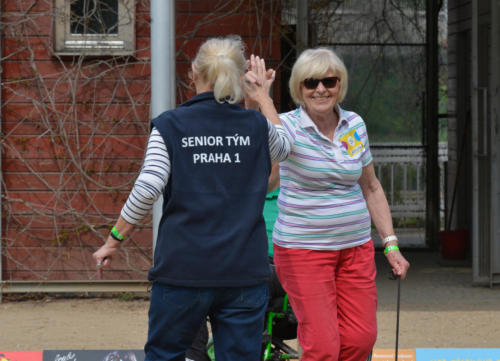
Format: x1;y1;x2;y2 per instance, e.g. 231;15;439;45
1;0;281;281
447;0;500;284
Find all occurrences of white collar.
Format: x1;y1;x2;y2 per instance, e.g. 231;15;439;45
299;103;349;130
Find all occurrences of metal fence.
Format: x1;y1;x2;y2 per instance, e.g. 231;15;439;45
371;142;448;247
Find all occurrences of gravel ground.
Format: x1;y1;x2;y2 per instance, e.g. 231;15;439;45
1;252;500;352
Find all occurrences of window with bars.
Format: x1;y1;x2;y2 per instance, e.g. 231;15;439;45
54;0;135;56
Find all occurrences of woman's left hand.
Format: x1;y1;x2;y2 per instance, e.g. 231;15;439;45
385;248;410;279
243;55;275;105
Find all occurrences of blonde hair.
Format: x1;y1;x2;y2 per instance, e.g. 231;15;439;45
192;35;246;104
289;47;348;105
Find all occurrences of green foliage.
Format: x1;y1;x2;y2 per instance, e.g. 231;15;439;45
116;292;136;302
338;46;426;143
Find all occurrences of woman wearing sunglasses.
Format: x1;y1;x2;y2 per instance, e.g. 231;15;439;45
246;48;410;361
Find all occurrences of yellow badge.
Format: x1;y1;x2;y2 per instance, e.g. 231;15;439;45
340;129;364;156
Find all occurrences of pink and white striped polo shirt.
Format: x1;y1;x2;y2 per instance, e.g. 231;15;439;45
273;104;373;250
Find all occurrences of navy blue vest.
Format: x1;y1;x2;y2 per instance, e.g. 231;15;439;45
149;92;271;287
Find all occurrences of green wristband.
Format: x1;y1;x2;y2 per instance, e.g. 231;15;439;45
384;244;399;255
110;225;126;242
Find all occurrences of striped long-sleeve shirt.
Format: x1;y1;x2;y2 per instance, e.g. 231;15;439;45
273;104;373;251
121;121;290;224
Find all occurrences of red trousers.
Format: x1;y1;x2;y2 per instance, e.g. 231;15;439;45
274;241;377;361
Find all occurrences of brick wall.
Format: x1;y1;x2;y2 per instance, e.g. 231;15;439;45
1;0;281;281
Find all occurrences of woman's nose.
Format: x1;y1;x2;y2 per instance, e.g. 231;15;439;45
316;81;327;92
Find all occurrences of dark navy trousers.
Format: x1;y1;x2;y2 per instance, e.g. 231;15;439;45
145;282;269;361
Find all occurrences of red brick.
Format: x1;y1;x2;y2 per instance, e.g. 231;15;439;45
3;120;150;137
176;0;233;13
2;36;53;60
176;37;280;66
136;0;151;13
177;86;197;105
2;134;147;159
2;158;144;173
2;78;150;105
4;246;151;280
135;37;151;58
4;227;153;248
2;60;151;81
135;14;151;38
176;1;275;14
176;13;272;38
1;0;283;282
2;103;150;124
2;14;52;37
3;171;141;191
4;214;152;230
4;191;130;214
1;0;52;12
135;9;151;24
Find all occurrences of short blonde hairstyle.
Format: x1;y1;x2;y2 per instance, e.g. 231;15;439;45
289;47;348;105
192;35;246;104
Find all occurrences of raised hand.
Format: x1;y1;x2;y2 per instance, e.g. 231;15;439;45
243;55;275;108
247;54;275;93
242;54;282;126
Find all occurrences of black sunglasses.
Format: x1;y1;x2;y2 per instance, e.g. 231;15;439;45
303;76;340;90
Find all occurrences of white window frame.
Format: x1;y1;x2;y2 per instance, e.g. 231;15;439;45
54;0;135;56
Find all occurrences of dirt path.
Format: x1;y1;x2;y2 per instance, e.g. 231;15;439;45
0;297;149;350
2;295;500;351
2;252;500;351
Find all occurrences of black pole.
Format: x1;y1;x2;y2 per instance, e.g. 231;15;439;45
425;0;441;249
395;277;401;361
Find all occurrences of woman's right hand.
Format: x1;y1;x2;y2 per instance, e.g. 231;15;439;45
93;238;120;269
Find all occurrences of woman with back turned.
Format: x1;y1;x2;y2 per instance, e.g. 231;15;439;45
93;36;289;361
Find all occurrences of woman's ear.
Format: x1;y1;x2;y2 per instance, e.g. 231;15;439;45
191;63;198;82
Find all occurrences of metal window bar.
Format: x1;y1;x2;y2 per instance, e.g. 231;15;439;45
371;143;448;246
